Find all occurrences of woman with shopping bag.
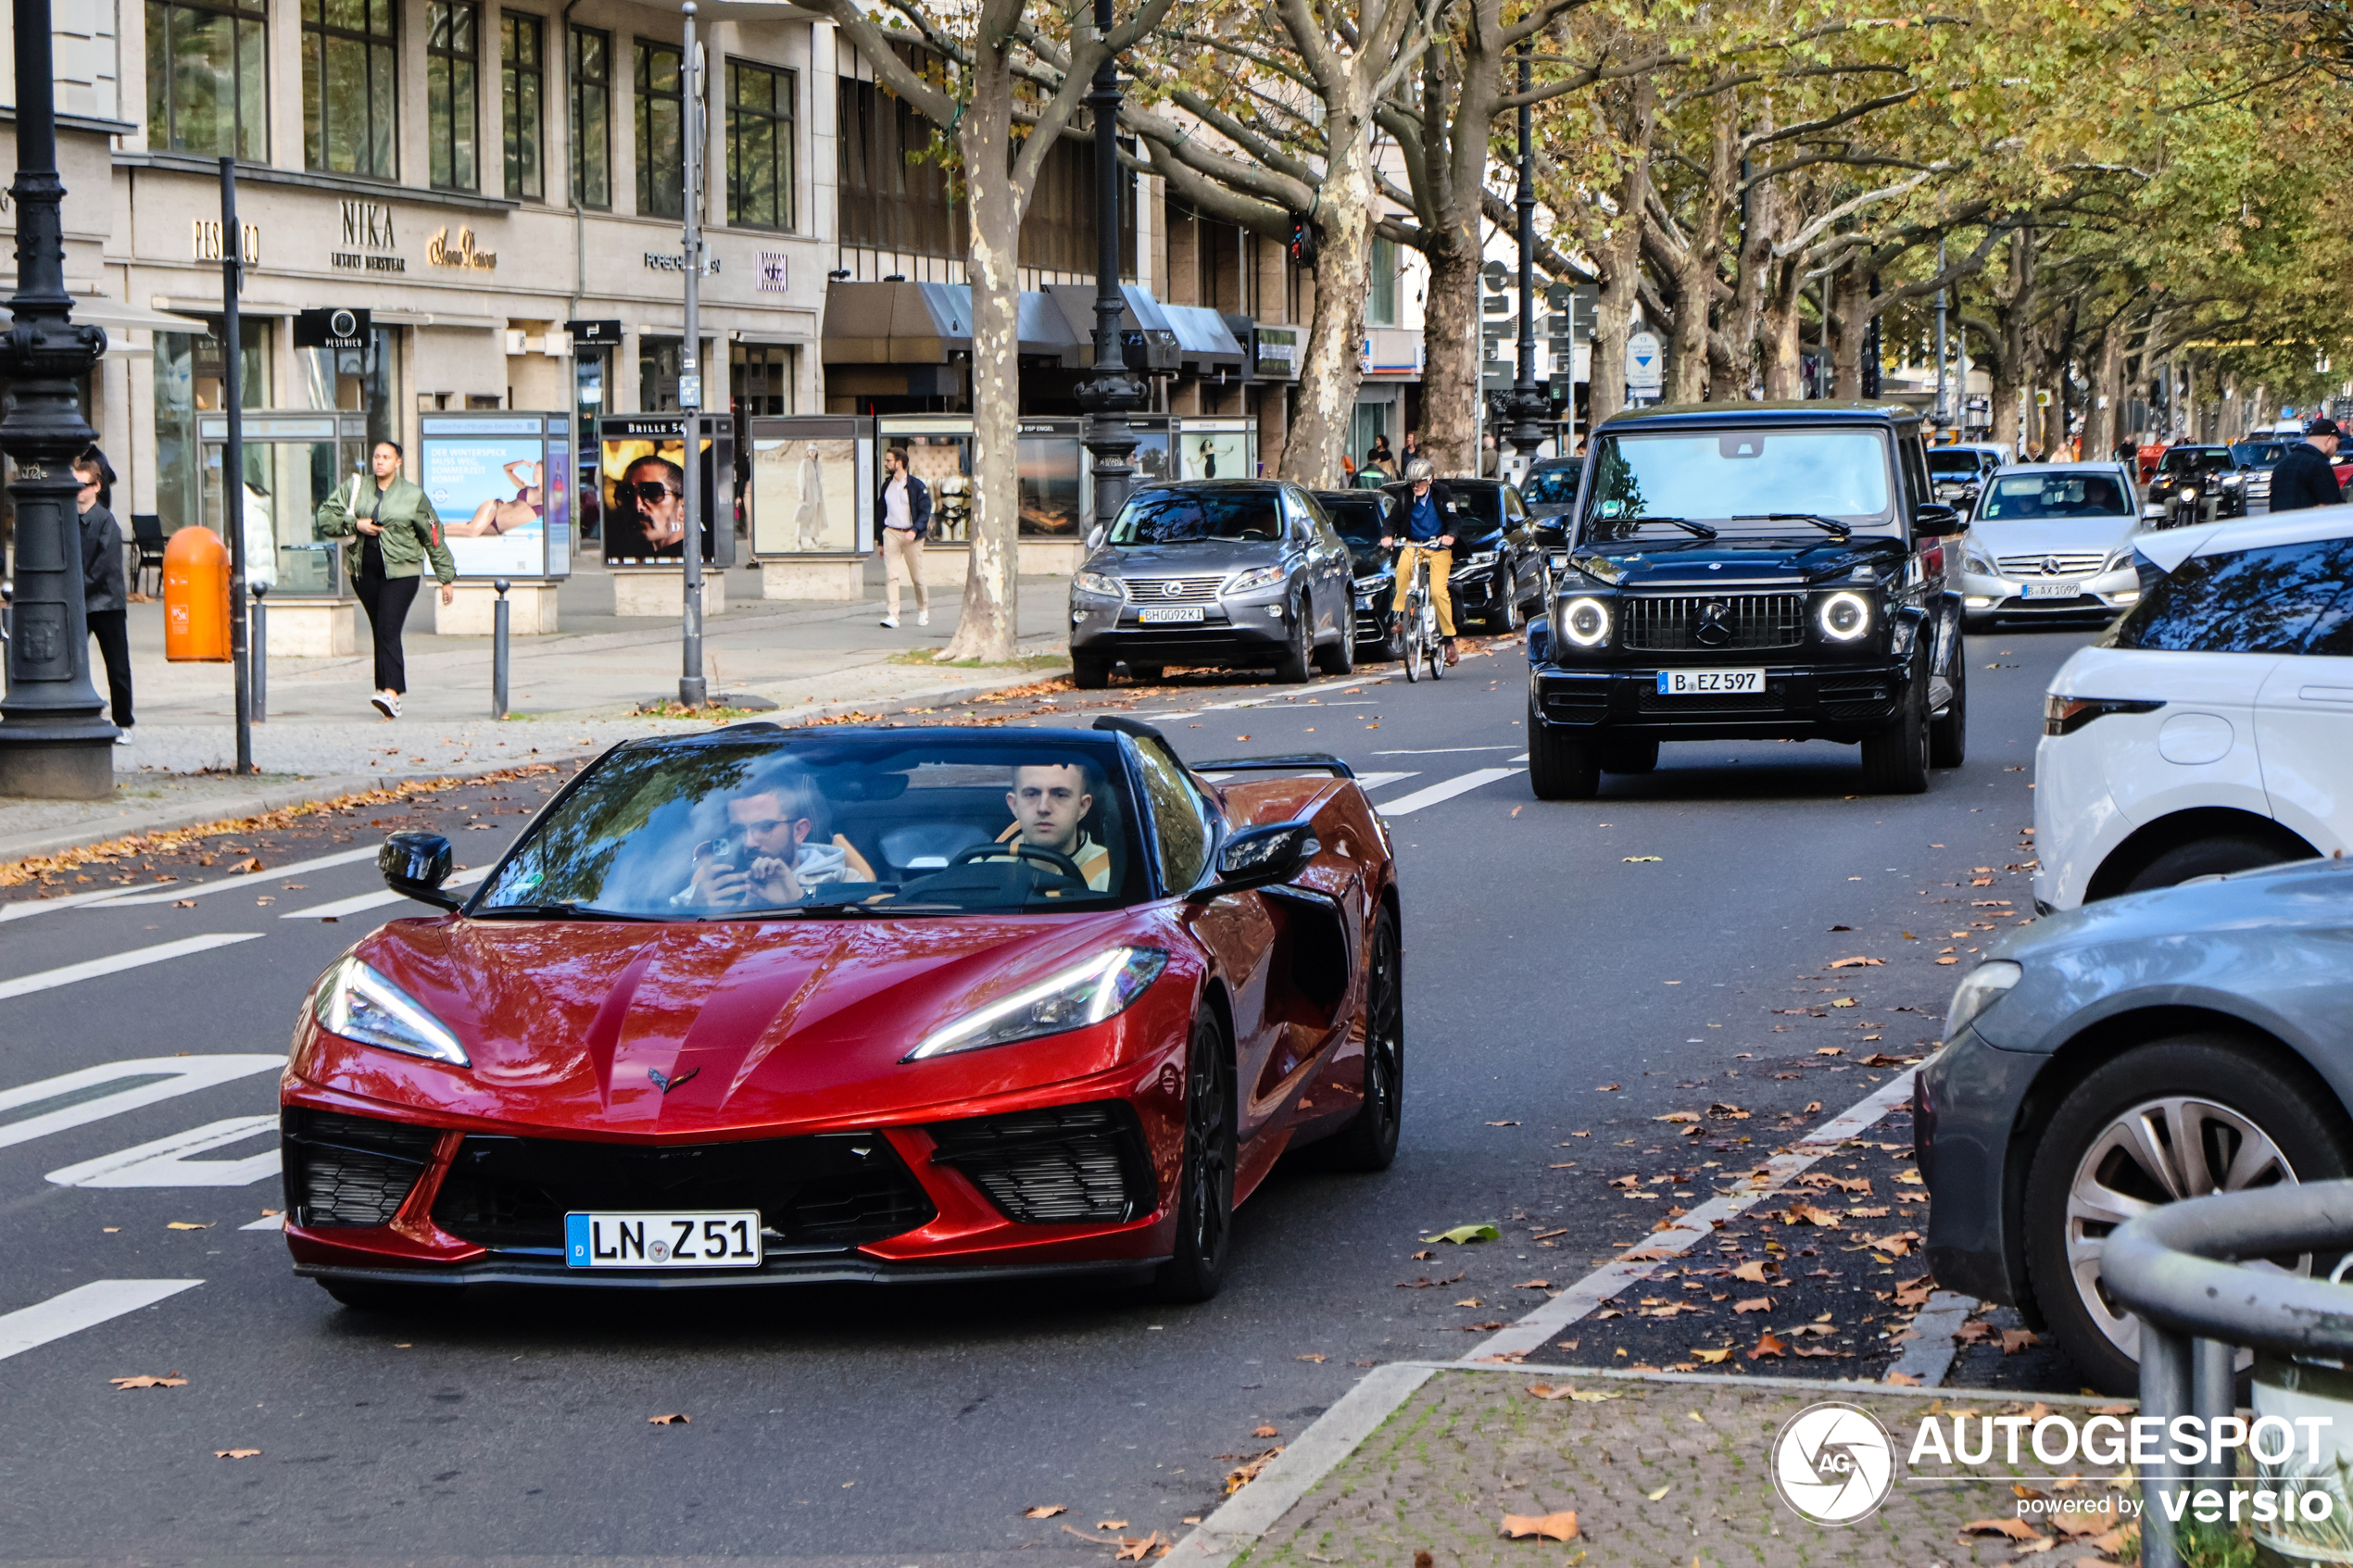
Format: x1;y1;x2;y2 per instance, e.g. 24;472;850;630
314;441;457;719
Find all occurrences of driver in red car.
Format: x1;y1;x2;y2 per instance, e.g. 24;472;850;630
997;761;1113;889
683;763;866;909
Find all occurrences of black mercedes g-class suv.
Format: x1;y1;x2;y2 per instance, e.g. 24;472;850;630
1525;402;1969;797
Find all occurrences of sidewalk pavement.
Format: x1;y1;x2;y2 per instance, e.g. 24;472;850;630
1195;1362;2133;1568
0;554;1074;864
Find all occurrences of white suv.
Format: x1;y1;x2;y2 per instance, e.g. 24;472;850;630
2033;508;2353;911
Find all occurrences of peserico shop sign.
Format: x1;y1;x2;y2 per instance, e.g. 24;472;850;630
295;307;372;352
193;220;260;265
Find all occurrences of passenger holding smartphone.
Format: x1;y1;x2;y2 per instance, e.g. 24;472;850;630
679;763;855;909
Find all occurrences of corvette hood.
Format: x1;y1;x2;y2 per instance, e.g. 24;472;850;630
327;910;1161;1134
1566;533;1907;590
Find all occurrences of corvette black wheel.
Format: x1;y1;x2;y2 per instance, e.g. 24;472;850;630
1323;909;1402;1172
1153;1012;1236;1303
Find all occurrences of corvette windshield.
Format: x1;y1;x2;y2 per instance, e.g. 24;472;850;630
1581;429;1894;538
476;732;1146;919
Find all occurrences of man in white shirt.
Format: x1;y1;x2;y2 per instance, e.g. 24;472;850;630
877;446;932;629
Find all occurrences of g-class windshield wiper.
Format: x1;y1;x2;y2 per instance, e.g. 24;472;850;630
470;902;658;922
1619;514;1718;539
1735;512;1852;540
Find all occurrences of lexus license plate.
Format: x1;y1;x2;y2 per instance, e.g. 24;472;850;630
565;1211;763;1269
1137;606;1207;624
2024;580;2082;599
1655;669;1765;696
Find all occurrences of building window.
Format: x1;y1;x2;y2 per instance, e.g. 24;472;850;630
146;0;268;159
635;40;684;219
426;0;479;191
569;24;610;209
1365;236;1398;327
302;0;396;177
837;68;963;257
724;58;793;232
1018;133;1134;277
501;12;544;200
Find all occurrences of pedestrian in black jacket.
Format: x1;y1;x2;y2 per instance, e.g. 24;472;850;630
2269;419;2346;512
75;453;132;741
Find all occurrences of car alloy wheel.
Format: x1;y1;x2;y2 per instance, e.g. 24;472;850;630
1152;1012;1236;1302
1323;909;1402;1172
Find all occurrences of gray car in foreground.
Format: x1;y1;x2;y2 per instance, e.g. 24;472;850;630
1919;857;2353;1393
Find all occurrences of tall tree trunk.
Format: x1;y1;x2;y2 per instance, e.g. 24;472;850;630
2084;319;2126;458
1831;266;1869;399
1279;113;1377;485
937;60;1021;663
1585;79;1654;428
1757;255;1805;398
1421;242;1481;477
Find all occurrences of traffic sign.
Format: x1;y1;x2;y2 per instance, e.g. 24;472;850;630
1628;331;1664;397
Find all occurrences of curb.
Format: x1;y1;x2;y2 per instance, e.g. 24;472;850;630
0;662;1071;869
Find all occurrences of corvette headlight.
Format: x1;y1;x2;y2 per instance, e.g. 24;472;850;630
1946;959;2022;1039
1562;596;1610;646
1818;591;1872;641
1225;565;1288;595
904;947;1170;1061
311;955;469;1066
1075;571;1126;599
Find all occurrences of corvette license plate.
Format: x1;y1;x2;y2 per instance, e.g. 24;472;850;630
1137;606;1207;623
2024;580;2082;599
1655;668;1765;696
564;1211;763;1269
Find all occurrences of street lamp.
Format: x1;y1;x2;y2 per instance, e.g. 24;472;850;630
1500;38;1550;468
0;0;114;797
1076;0;1147;530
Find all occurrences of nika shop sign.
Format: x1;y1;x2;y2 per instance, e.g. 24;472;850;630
333;201;404;272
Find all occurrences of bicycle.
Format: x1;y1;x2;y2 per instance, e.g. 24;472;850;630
1397;546;1445;684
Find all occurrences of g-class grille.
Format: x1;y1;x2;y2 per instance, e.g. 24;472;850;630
927;1102;1157;1225
1621;595;1805;651
430;1132;934;1252
282;1109;440;1227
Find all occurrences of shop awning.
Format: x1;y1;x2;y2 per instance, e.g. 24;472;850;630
1162;305;1247;370
822;280;1090;364
0;294;212;333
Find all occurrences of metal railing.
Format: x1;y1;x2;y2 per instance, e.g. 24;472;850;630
2103;1179;2353;1568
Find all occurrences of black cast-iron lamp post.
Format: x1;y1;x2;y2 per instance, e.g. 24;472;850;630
0;0;115;797
1076;0;1148;529
1500;37;1550;465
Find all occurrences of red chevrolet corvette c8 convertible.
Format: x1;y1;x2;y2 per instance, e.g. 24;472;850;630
279;717;1402;1308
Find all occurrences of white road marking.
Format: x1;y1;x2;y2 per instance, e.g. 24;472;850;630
96;846;383;907
1461;1066;1925;1362
1350;771;1418;792
1374;767;1523;816
281;863;491;920
0;1056;286;1152
1372;746;1517;755
47;1115;281;1188
0;1280;205;1363
0;935;263;1003
0;885;171;924
240;1212;285;1231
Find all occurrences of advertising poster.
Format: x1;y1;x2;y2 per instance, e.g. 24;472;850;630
601;420;724;566
1182;426;1255;481
422;435;547;578
1017;421;1084;537
886;433;973;542
749;418;867;555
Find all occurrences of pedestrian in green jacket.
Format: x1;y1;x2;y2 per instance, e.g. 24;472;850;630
315;440;457;719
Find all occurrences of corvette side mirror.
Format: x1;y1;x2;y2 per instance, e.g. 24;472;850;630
1192;819;1319;898
381;832;460;909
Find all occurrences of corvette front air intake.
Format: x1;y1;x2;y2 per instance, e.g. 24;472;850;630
281;1109;441;1226
926;1102;1157;1225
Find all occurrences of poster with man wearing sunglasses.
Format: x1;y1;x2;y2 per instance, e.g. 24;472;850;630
600;433;723;566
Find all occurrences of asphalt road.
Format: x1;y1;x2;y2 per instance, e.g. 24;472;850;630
0;621;2096;1564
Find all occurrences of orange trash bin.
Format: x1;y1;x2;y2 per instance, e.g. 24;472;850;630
163;525;233;662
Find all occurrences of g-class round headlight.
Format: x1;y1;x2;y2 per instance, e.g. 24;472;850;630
1818;591;1872;642
1562;596;1611;646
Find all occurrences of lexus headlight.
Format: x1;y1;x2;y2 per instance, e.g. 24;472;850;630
1946;959;2022;1039
1818;591;1872;642
904;947;1170;1061
1562;596;1611;646
1225;565;1288;595
311;954;469;1066
1074;571;1126;599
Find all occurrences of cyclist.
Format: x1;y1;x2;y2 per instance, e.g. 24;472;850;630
1379;458;1460;666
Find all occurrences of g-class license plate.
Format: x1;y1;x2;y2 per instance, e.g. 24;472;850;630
2024;580;2082;599
1655;669;1765;696
564;1211;763;1269
1137;606;1207;623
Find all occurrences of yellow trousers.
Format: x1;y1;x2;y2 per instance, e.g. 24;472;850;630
1390;544;1455;638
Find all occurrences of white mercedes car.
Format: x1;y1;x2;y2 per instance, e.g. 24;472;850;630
1958;462;2145;629
2033;507;2353;912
